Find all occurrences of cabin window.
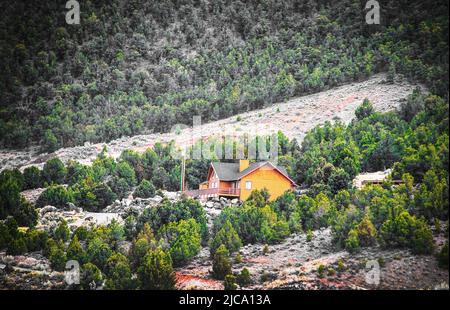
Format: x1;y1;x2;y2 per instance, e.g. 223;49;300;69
245;181;252;190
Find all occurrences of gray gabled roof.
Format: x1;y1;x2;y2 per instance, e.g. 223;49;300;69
210;161;294;184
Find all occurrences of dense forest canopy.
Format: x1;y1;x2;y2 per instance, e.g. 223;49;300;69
0;0;448;151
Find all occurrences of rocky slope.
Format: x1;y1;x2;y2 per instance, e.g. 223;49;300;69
176;227;449;290
1;194;447;290
0;74;425;171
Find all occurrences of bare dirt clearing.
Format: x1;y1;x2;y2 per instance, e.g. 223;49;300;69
0;74;424;171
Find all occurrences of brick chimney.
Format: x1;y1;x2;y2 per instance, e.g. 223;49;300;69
239;159;249;172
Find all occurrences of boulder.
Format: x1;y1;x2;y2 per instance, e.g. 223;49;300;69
39;206;57;216
67;202;83;213
148;195;163;204
162;191;178;200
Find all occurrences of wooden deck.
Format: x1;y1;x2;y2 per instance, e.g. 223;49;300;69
183;188;240;199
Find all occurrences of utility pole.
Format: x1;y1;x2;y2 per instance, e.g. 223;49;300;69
180;154;186;192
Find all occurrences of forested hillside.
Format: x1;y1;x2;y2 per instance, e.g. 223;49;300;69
0;0;448;151
1;92;448;289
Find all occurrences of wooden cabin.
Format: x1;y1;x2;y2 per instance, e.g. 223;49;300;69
185;159;296;201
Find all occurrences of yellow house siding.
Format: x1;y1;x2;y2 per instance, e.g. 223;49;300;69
239;165;292;201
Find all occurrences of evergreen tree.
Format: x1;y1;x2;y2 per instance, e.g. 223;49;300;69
81;263;103;290
54;220;70;242
137;247;176;290
210;219;242;255
158;219;201;266
42;158;66;185
133;179;156;198
23;166;41;189
212;244;232;280
357;213;377;247
66;235;86;264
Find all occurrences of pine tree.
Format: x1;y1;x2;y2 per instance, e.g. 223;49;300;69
66;235;86;263
210;220;242;255
81;262;103;290
357;213;377;246
54;220;70;241
137;247;176;290
236;268;252;286
224;274;237;290
212;244;232;280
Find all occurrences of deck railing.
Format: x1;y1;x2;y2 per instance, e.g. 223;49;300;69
184;188;240;198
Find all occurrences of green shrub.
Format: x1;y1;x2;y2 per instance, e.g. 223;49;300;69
214;203;289;245
437;242;449;269
260;272;270;283
43;238;56;258
306;230;313;242
86;237;113;270
259;271;277;283
105;260;136;290
210;219;242;255
355;99;374;120
81;262;103;290
380;211;435;254
345;228;360;253
130;237;151;269
67;235;87;264
236;268;252;286
73;226;89;241
337;259;345;271
13;199;38;228
53;220;70;242
411;219;435;254
434;219;441;234
0;171;37;227
133;179;155;198
138;198;208;242
137;247;176;290
42;158;66;185
7;236;27;255
328;268;336;276
37;185;73;208
104;252;128;276
357;213;377;246
378;257;386;268
26;229;48;252
116;161;136;186
224;274;237;290
71;178;116;212
0;221;10;249
49;241;67;271
23;166;42;189
317;264;325;278
235;253;243;264
212;244;232;280
158;219;201;266
108;177;131;199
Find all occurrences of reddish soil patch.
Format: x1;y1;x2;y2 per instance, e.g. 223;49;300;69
246;256;270;264
176;272;223;290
